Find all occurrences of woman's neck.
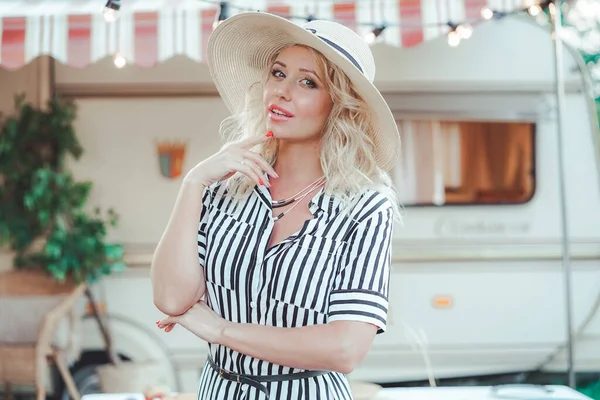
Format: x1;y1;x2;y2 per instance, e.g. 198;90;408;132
272;141;323;188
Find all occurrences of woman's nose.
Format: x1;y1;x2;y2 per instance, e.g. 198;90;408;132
274;81;291;100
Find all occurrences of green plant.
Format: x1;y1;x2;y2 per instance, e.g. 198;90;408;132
0;94;124;283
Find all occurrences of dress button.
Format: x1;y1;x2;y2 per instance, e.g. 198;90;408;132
250;301;256;309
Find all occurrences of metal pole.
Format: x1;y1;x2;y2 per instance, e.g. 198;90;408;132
550;0;576;389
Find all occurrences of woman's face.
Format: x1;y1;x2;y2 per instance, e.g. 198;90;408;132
263;46;333;143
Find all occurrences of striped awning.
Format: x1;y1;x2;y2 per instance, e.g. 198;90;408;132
0;0;524;70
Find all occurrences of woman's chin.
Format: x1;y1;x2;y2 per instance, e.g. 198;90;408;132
266;128;285;139
270;131;292;140
265;127;316;142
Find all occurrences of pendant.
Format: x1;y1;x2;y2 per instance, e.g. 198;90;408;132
271;198;295;208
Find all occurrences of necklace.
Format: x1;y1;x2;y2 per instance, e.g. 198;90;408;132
271;177;326;221
271;176;326;208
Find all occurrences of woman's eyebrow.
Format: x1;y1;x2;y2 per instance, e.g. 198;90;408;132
273;60;322;81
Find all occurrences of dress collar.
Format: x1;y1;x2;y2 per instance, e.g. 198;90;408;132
309;188;342;217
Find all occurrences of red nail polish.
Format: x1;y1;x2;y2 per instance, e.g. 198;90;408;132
266;131;273;137
259;179;264;185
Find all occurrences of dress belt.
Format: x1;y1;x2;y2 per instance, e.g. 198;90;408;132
207;356;328;399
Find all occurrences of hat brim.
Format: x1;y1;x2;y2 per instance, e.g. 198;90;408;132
207;12;400;171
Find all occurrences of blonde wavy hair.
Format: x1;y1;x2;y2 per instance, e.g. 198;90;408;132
219;45;401;220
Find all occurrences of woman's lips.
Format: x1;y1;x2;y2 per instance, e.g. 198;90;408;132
269;111;292;122
268;104;294;121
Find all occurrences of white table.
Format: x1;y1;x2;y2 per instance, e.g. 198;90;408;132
82;384;592;400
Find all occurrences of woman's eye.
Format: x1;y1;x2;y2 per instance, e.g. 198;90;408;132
302;78;316;88
272;69;285;78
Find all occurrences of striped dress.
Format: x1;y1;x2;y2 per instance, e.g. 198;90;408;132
195;180;394;400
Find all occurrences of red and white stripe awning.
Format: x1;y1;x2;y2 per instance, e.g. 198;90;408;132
0;0;524;70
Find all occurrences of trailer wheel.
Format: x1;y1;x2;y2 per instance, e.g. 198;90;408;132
56;351;130;400
60;363;101;400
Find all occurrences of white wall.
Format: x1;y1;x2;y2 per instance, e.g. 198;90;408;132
66;97;229;250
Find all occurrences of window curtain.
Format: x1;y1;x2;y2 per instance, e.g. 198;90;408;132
394;120;461;205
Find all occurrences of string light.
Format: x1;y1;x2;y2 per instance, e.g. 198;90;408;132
446;22;473;47
456;24;473;39
102;0;120;23
194;0;553;48
529;0;552;17
100;0;556;51
480;7;509;20
196;0;544;29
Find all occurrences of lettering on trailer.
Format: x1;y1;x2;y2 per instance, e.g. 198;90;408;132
434;218;531;237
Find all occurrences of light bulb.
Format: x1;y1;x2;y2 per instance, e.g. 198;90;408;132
102;0;121;23
364;32;376;44
447;31;460;47
528;5;541;16
456;24;472;39
114;53;126;68
481;7;494;20
103;8;118;23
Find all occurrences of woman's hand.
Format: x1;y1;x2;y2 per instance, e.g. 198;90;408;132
156;300;229;344
184;132;278;187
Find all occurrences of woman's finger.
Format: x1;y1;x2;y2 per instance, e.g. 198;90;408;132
239;132;272;150
240;157;270;187
156;320;176;332
242;150;278;179
156;317;176;329
231;159;265;187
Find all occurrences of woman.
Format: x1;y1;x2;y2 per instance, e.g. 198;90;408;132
151;11;401;400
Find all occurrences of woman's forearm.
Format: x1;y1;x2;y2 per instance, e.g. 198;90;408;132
218;321;366;374
151;180;206;316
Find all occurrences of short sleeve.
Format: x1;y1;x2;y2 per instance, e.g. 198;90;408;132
327;198;394;334
197;185;213;267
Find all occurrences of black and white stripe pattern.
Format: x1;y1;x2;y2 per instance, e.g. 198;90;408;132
196;180;394;399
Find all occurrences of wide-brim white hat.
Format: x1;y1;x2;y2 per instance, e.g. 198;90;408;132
207;12;400;171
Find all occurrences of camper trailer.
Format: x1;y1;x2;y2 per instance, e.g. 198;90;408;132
1;3;599;399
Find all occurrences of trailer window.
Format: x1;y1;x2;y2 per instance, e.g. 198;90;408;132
392;120;535;206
